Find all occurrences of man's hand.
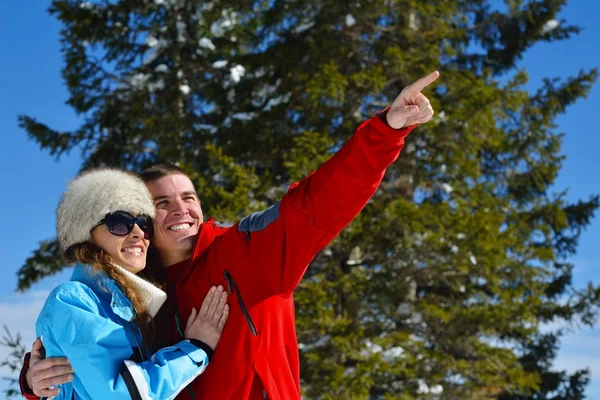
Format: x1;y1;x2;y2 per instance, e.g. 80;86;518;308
26;338;73;398
386;71;440;129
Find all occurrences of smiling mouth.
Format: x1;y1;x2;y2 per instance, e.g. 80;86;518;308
122;247;143;254
168;223;192;231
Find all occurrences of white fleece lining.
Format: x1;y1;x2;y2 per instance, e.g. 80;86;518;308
123;360;152;400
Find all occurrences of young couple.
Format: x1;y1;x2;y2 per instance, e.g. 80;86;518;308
20;71;439;399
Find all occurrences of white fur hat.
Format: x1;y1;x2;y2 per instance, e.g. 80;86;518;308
57;168;155;252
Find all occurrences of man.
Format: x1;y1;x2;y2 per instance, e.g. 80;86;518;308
21;71;439;399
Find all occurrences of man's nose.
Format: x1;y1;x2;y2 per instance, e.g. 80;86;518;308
171;198;189;216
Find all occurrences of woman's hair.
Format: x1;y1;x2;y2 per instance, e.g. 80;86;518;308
64;242;169;351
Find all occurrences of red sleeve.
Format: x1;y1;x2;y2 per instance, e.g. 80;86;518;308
19;352;40;400
215;114;415;305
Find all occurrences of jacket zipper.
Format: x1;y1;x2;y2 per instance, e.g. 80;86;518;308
127;322;146;362
224;270;258;336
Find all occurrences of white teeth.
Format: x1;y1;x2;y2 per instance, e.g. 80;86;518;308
169;223;191;231
123;248;142;253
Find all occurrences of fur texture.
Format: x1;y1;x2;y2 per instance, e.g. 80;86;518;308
57;168;155;252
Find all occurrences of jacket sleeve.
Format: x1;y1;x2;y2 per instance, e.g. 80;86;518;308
37;285;209;400
19;352;41;400
217;114;415;305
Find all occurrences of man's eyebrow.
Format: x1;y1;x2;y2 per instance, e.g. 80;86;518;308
153;195;170;202
181;190;198;197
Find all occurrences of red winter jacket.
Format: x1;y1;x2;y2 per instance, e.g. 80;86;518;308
167;115;415;400
20;114;414;400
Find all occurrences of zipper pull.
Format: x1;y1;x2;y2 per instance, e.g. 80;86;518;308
224;271;232;294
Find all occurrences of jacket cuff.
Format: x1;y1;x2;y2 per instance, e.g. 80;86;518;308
20;352;39;400
187;339;214;361
177;340;211;366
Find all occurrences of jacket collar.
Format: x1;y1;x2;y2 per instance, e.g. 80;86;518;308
192;217;227;259
71;263;166;321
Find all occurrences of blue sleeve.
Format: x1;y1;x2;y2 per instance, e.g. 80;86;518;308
36;284;208;400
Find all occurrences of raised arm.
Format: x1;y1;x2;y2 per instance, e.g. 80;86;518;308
214;72;439;305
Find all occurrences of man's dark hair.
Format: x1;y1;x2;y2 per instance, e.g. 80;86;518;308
138;163;188;183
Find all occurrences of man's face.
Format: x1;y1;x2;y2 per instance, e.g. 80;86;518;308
145;174;203;261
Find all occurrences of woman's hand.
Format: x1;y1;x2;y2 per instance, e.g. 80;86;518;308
184;285;229;350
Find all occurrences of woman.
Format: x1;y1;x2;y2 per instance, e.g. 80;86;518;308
35;168;229;399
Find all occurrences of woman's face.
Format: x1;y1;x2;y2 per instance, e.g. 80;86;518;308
91;222;149;274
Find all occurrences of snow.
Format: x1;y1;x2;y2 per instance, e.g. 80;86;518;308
360;340;383;357
179;84;191;95
450;245;459;254
381;346;404;362
413;232;427;247
130;73;150;88
252;82;280;106
436;110;448;122
154;0;165;4
408;12;418;31
201;2;214;11
148;79;165;92
231;112;256;121
210;10;237;37
345;14;356;27
79;1;93;9
430;384;444;395
212;60;228;68
298;335;331;351
417;380;430;394
199;37;216;51
294;21;315;34
176;20;186;43
410;312;423;324
541;19;560;34
264;93;291;111
456;233;466;240
253;67;268;78
441;183;453;193
194;124;218;134
146;35;158;47
440;163;447;173
469;254;477;265
230;65;245;83
154;64;169;73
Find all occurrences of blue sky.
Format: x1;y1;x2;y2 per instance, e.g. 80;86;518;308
1;0;599;397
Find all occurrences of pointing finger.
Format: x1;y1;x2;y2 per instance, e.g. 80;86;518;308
406;71;439;94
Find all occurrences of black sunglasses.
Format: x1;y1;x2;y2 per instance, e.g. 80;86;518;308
94;211;154;239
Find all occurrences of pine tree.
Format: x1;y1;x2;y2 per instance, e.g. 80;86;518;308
13;0;599;398
1;326;26;398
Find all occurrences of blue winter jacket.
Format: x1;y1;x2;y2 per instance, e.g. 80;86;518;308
35;264;209;399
